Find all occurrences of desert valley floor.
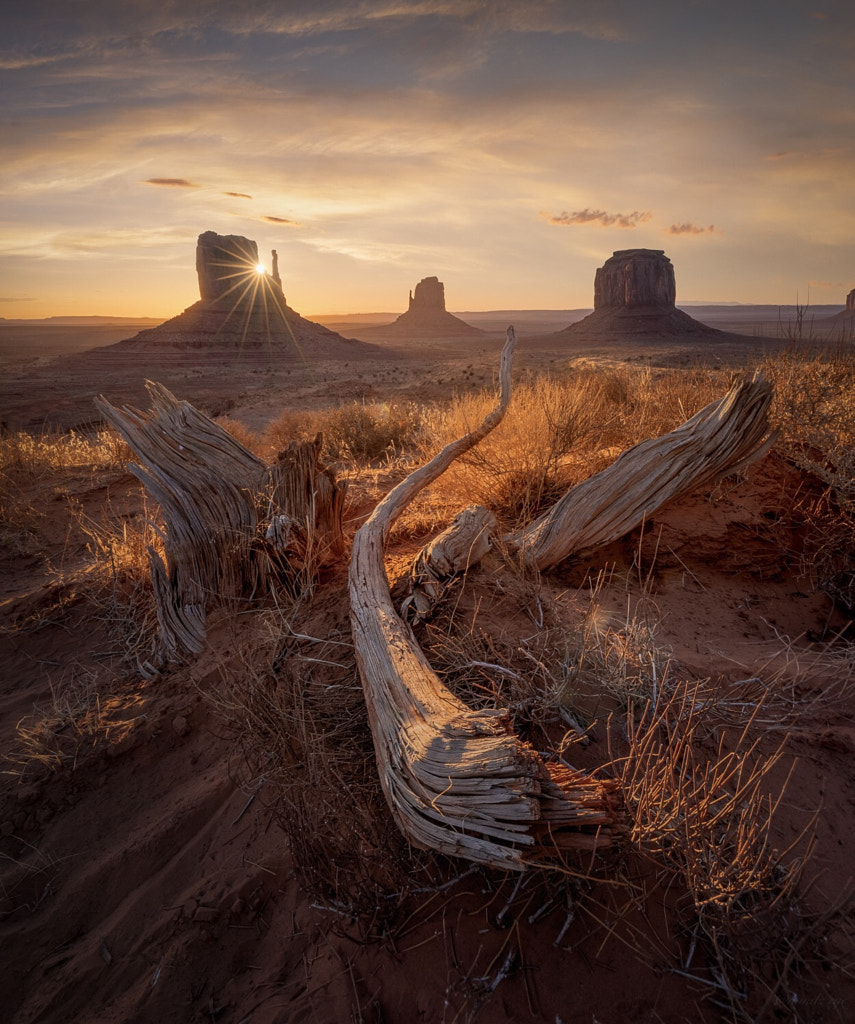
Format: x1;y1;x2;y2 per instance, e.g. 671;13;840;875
1;312;854;1023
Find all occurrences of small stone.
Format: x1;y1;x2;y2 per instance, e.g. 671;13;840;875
172;715;189;737
193;906;218;924
17;785;41;806
230;898;245;916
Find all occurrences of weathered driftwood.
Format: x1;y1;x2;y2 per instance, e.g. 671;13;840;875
507;374;776;571
350;330;622;871
401;505;496;623
96;383;344;660
399;377;774;615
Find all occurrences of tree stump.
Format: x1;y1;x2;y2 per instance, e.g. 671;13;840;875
96;383;345;661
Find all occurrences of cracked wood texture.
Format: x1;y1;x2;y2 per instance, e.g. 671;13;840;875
507;374;776;571
349;330;622;871
96;383;344;661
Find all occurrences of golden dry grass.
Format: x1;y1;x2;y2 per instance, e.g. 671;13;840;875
5;347;852;1013
415;366;728;527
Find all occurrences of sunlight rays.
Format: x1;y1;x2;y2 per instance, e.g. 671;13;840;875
203;239;308;366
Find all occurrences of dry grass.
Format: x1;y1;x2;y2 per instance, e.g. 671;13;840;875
612;682;820;1021
0;427;131;558
0;428;130;478
417;367;727;528
205;599;445;928
761;347;855;612
265;400;423;465
407;551;839;1017
64;498;163;670
4;667;148;780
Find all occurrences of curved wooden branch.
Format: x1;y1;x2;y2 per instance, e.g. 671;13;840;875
349;330;621;871
507;374;776;571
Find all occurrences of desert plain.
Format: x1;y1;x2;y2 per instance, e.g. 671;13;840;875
1;294;854;1024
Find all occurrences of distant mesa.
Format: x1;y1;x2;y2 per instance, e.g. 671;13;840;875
829;286;855;321
362;276;485;340
563;249;722;340
119;230;361;355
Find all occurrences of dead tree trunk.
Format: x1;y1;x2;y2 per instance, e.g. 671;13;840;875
96;383;344;661
400;376;775;611
349;330;622;871
506;375;775;571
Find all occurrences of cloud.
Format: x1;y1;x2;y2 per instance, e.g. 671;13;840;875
224;191;252;199
262;215;301;225
0;296;37;302
666;222;716;235
542;208;652;229
143;177;200;188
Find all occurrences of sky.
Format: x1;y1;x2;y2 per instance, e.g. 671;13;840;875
1;0;853;318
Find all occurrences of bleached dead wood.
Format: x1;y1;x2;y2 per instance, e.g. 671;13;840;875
96;383;344;660
506;374;776;571
349;330;622;871
401;505;496;623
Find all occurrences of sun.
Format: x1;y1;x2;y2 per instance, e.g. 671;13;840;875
255;262;265;274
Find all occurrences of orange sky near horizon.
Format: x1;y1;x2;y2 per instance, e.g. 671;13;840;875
1;1;853;319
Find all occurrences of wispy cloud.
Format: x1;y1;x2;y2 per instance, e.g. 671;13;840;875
0;296;37;302
262;215;300;225
666;222;717;235
542;208;653;229
224;191;252;199
143;177;200;188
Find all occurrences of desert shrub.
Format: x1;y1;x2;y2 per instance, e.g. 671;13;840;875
418;375;606;526
266;401;424;465
265;407;327;453
214;416;267;458
0;428;130;478
763;347;855;611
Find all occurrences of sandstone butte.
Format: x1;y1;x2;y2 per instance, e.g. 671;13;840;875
360;276;485;340
116;230;363;356
561;248;726;341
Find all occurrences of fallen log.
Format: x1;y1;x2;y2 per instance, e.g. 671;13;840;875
96;383;344;661
400;375;775;612
507;374;776;571
349;330;622;871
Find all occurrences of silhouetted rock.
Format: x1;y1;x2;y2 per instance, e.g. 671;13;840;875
363;276;484;340
409;276;446;311
116;230;365;356
562;249;721;341
197;232;257;304
828;286;855;323
594;249;676;309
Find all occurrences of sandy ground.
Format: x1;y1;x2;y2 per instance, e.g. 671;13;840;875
1;324;854;1022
